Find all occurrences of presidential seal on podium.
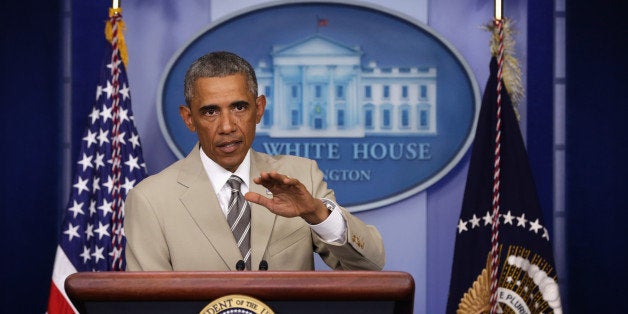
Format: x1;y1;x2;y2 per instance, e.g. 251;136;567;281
200;294;275;314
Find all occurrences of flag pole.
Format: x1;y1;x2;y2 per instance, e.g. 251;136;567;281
112;0;121;10
494;0;503;21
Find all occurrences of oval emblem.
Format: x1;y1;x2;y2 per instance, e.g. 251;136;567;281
158;2;480;212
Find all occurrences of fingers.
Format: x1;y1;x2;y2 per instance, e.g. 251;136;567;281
253;171;294;187
245;191;297;218
244;192;272;208
246;172;316;219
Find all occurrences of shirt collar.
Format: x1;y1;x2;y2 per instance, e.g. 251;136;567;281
199;147;251;194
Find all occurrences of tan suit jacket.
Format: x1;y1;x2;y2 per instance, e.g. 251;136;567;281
125;145;385;271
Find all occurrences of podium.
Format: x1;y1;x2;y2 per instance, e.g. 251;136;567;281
65;271;414;313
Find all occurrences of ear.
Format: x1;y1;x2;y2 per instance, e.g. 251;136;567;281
179;105;196;132
255;95;267;124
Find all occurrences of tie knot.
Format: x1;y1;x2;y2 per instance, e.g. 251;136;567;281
227;175;244;191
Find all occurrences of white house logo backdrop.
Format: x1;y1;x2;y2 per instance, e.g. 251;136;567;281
158;2;480;211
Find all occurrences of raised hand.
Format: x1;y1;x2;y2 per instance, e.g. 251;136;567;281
244;171;330;224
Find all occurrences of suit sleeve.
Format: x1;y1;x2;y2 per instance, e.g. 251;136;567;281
124;187;173;271
305;159;386;270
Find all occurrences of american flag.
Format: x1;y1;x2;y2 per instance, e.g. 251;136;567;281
47;11;146;313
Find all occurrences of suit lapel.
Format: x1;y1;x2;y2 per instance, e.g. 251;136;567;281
177;145;243;269
249;151;277;269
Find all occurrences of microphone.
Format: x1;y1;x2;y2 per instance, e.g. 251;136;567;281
258;219;275;271
258;260;268;271
235;260;245;271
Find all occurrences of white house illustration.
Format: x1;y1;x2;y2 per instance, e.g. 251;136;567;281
255;34;437;138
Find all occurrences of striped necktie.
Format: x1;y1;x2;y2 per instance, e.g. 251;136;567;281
226;175;251;270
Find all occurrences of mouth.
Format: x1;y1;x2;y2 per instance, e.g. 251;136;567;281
217;140;242;153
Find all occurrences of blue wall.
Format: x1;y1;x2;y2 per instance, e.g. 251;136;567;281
526;0;554;233
565;1;628;312
1;0;626;313
1;1;61;312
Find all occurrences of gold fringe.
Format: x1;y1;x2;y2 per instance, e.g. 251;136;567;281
485;18;523;119
105;7;128;68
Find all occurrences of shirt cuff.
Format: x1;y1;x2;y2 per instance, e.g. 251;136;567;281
308;199;347;244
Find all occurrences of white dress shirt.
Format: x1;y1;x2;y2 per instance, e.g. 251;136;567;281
199;148;346;243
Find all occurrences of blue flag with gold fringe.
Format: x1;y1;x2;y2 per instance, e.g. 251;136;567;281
446;55;562;313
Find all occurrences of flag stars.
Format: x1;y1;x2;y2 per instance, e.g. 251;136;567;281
125;154;140;172
516;213;528;228
456;210;549;241
103;175;115;194
85;223;94;240
73;176;90;195
63;223;80;241
94;222;111;240
129;132;141;149
502;210;515;225
77;153;93;172
457;219;468;234
118;107;130;124
80;246;91;263
94;152;105;170
97;129;110;145
95;85;103;101
529;218;542;233
68;200;85;218
98;199;114;216
469;214;481;229
91;246;105;263
89;106;101;124
114;131;127;146
89;200;97;216
121;177;137;194
83;130;98;148
102;80;114;99
119;83;130;101
482;211;494;226
100;103;113;122
92;177;101;193
107;60;122;76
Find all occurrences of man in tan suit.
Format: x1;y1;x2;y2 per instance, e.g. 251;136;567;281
125;51;385;271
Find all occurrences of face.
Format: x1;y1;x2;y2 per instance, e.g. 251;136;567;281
179;74;266;172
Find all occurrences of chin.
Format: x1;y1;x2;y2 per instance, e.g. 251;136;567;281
221;156;246;172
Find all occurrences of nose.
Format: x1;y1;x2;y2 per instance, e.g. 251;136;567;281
218;112;237;134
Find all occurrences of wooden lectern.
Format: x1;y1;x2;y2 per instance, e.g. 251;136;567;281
65;271;414;313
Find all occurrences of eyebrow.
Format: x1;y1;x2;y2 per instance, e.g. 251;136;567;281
198;104;219;113
198;100;250;112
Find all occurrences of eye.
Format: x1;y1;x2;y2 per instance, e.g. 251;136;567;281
200;106;218;116
233;101;248;112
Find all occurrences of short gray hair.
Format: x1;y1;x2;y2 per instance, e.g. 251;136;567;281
183;51;258;106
